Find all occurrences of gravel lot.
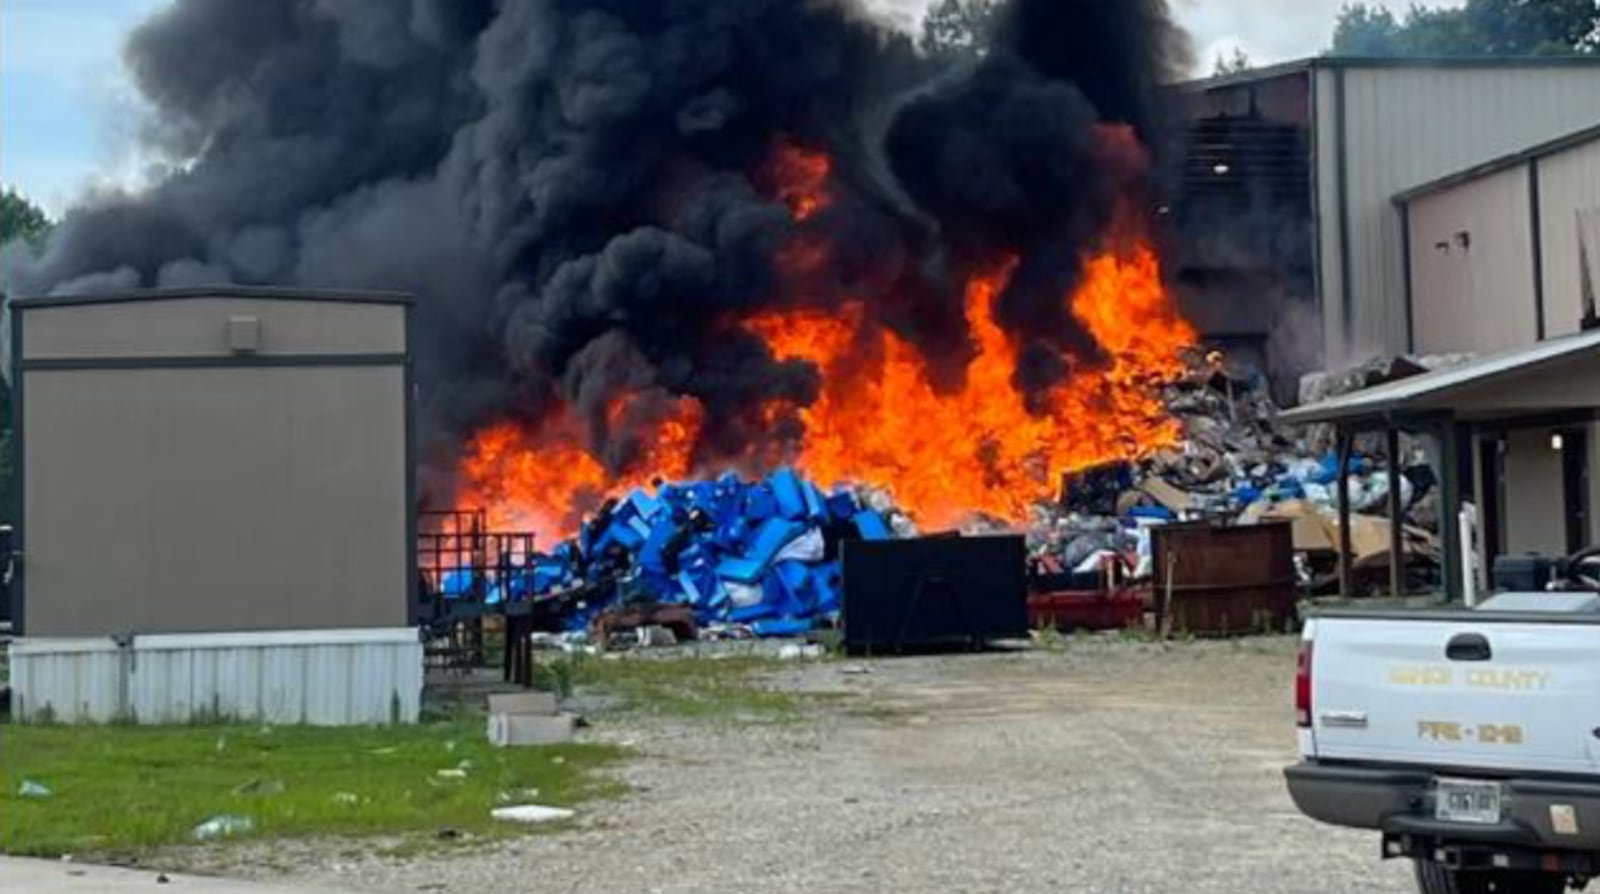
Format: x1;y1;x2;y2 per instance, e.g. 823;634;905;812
205;637;1413;894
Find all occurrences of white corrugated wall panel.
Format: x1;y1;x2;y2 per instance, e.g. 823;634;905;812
7;628;421;725
1316;64;1600;362
9;639;123;722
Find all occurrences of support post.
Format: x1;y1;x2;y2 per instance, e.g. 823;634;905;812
1337;430;1356;599
1439;419;1464;603
1387;427;1404;598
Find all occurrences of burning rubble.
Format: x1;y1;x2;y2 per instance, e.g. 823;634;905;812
10;0;1449;635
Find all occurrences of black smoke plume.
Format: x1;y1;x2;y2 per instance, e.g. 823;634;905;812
1;0;1190;496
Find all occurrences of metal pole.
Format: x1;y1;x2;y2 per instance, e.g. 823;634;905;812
1337;430;1356;599
1439;419;1464;604
1387;427;1404;598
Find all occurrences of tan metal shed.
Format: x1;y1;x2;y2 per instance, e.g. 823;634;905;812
9;286;415;638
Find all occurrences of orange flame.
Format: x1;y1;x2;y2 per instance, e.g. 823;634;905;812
766;137;831;222
745;233;1192;529
455;135;1195;538
455;396;703;543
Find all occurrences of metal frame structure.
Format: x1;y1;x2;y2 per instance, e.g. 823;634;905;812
1284;331;1600;601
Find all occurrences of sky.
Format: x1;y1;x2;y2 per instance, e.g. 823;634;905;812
0;0;1458;218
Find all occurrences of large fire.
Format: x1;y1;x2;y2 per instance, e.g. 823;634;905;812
455;138;1195;542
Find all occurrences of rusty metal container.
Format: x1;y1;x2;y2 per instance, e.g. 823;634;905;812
1152;521;1296;636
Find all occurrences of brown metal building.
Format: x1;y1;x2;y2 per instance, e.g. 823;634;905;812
9;286;415;638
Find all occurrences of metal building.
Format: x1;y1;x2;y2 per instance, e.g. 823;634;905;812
1174;57;1600;379
7;287;421;723
1394;126;1600;563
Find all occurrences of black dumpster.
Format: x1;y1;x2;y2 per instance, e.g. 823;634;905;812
841;534;1027;653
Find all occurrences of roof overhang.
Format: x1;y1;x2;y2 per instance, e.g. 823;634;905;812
1281;329;1600;428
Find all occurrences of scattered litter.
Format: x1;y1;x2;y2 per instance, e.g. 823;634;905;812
495;787;543;804
777;642;825;661
18;779;52;799
332;792;360;805
490;804;575;824
192;815;254;841
435;768;468;780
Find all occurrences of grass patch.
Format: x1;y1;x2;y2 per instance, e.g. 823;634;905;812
551;653;811;722
0;718;625;858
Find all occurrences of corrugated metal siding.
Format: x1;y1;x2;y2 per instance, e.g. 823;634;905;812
1536;138;1600;336
9;628;422;725
1314;69;1341;354
1408;164;1537;354
1315;64;1600;361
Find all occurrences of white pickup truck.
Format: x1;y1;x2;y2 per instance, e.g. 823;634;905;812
1286;555;1600;894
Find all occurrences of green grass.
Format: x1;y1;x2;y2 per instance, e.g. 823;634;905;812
0;719;625;858
549;653;814;722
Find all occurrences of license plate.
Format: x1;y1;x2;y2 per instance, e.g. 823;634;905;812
1435;778;1504;824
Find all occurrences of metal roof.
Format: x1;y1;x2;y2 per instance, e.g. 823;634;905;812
10;284;413;309
1280;327;1600;425
1173;54;1600;92
1393;123;1600;204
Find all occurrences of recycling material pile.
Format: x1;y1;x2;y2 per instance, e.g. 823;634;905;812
440;352;1471;636
449;468;911;637
1026;351;1463;594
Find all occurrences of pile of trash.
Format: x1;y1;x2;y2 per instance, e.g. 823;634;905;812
1025;351;1448;595
440;468;910;637
436;351;1464;635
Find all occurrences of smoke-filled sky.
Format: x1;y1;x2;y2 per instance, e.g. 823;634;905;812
1;0;1460;216
0;0;1201;493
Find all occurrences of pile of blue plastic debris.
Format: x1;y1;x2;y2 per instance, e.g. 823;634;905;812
456;467;902;637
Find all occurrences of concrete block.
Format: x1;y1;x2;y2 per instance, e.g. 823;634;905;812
487;712;577;747
487;691;559;716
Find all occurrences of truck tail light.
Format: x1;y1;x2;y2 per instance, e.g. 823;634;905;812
1295;639;1314;728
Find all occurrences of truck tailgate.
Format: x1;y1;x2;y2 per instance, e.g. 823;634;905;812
1311;617;1600;775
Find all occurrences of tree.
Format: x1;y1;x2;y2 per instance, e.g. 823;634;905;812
1213;47;1253;75
919;0;999;60
1331;0;1600;57
1;187;50;248
1330;4;1402;55
0;187;48;525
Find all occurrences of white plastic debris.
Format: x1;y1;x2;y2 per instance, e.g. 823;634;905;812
773;527;825;563
778;643;825;661
332;792;360;805
435;768;468;779
725;581;764;609
18;779;52;798
490;804;575;824
192;815;254;841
